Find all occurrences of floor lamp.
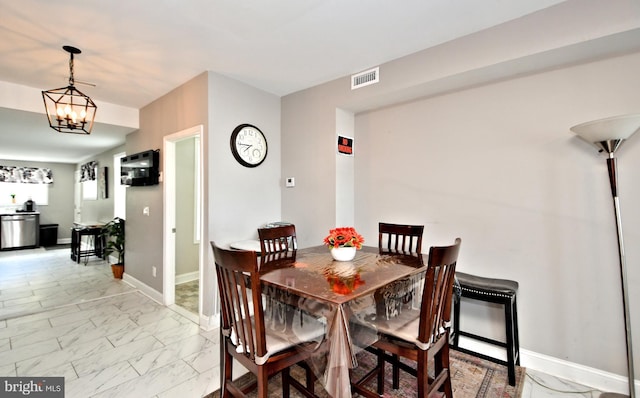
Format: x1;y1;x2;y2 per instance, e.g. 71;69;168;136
570;114;640;398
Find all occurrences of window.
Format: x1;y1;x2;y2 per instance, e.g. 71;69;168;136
82;180;98;200
0;182;49;206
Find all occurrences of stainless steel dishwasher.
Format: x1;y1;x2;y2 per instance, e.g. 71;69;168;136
0;214;38;249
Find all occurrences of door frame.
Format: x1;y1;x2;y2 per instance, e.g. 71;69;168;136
73;170;82;223
162;125;204;312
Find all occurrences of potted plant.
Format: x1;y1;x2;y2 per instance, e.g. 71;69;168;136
102;217;125;278
323;227;364;261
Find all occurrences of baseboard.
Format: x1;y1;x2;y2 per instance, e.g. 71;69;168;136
175;271;199;285
168;304;199;324
58;238;71;244
123;272;219;331
199;313;219;331
121;273;164;304
457;336;637;394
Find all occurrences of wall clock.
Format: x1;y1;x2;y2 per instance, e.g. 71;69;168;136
230;124;268;167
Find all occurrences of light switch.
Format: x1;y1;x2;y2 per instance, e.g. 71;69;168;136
143;206;150;216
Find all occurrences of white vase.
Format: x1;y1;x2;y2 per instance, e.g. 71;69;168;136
331;246;357;261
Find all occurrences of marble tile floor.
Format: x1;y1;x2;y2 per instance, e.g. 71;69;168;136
0;246;605;397
522;369;603;397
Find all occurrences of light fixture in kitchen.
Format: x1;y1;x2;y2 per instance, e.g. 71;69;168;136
42;45;97;134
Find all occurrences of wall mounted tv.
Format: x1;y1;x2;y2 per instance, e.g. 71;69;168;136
120;150;160;186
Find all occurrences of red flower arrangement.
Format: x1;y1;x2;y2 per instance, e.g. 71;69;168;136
323;227;365;249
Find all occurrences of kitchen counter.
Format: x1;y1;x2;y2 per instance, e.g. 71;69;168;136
0;211;40;216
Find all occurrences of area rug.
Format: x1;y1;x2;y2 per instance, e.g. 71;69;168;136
205;348;525;397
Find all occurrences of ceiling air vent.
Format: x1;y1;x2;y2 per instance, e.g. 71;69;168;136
351;67;379;90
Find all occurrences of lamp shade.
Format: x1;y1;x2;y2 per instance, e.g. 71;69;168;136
570;114;640;155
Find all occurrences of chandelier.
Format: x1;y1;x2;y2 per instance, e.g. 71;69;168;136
42;45;97;134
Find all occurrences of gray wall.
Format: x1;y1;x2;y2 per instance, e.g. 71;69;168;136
207;72;282;246
129;72;209;293
281;48;640;379
77;144;125;225
205;71;282;315
125;71;281;319
0;159;75;241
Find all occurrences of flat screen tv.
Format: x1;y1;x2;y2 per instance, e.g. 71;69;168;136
120;150;160;186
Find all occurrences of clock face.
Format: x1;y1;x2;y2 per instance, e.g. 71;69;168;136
230;124;268;167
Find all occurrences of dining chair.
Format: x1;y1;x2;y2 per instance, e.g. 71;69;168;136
211;242;323;398
375;222;425;386
378;222;424;257
258;224;297;255
257;224;298;273
353;238;462;398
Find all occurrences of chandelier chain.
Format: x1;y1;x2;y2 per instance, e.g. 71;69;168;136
68;53;75;86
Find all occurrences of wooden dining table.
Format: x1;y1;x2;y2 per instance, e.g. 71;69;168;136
260;246;426;398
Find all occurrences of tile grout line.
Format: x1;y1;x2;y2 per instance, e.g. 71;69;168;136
0;289;142;322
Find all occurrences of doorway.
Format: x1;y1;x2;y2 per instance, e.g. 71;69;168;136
163;125;204;323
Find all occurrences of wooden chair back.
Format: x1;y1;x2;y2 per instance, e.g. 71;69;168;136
212;243;267;362
212;242;322;397
258;224;297;255
418;237;461;346
357;237;461;398
378;222;424;256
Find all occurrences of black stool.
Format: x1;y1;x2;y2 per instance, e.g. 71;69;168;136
452;271;520;386
71;227;104;265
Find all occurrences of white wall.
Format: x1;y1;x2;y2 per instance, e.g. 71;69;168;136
77;145;125;226
282;19;640;392
354;51;640;377
335;108;355;227
207;72;282;247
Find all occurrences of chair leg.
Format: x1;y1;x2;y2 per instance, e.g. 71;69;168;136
513;297;521;366
505;298;516;386
391;353;400;389
85;235;93;266
257;368;269;398
303;363;315;394
221;347;232;398
452;294;461;348
440;340;453;398
416;349;429;398
282;367;291;398
377;348;385;394
220;330;231;398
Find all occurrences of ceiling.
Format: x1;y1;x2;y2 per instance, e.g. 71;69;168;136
0;0;575;163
